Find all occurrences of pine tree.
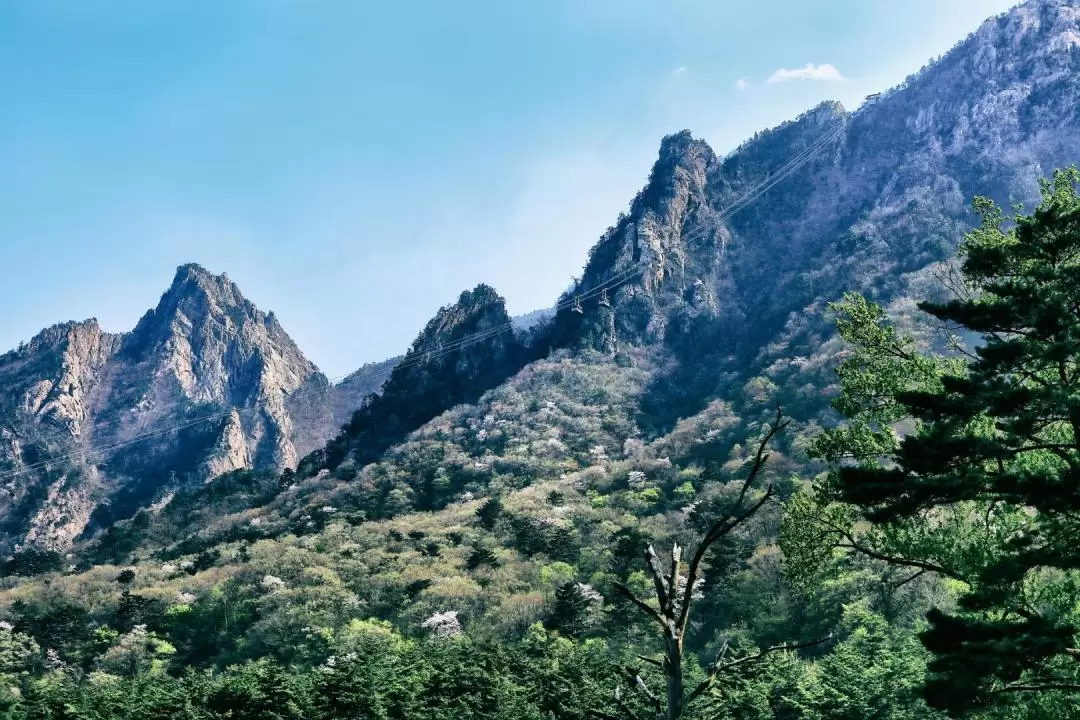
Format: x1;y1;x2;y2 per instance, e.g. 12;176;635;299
824;169;1080;712
547;582;599;637
475;496;503;530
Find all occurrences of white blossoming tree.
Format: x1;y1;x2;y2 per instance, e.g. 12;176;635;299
420;610;462;639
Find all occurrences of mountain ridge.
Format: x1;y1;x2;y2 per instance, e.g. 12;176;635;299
3;3;1080;715
6;0;1080;552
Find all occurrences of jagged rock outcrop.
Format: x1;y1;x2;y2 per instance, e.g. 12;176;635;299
302;284;529;476
109;264;322;471
554;0;1080;373
0;265;388;549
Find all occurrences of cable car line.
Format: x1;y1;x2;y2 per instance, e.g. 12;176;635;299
0;120;845;481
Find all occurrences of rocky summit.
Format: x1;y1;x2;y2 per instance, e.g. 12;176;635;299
0;265;389;549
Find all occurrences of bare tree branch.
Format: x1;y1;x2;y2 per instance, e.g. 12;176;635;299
890;569;927;588
609;405;792;720
615;698;646;720
676;405;788;635
613;582;667;630
625;666;664;716
686;634;833;704
645;545;670;613
637;655;664;668
587;710;623;720
665;543;682;619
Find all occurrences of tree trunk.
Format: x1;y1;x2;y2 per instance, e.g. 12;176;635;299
665;632;684;720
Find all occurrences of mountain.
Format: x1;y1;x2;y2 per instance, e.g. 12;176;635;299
284;356;401;465
4;2;1080;712
300;283;530;480
0;264;396;550
6;0;1080;552
141;0;1080;570
550;0;1080;428
511;307;556;333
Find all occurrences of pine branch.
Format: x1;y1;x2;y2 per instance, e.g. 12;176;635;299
994;682;1080;694
812;511;961;580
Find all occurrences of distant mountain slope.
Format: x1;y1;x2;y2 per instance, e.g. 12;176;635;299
511;307;555;333
285;356;401;461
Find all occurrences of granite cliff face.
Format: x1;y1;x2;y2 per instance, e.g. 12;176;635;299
0;265;386;549
552;0;1080;417
115;264;321;471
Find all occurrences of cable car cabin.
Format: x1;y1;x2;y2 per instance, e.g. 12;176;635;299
599;288;611;308
572;297;584;314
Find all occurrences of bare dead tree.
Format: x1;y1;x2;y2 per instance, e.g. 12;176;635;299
596;406;829;720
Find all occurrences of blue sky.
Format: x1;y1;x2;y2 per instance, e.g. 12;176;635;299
1;0;1018;376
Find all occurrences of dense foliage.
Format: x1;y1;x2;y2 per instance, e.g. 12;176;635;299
788;170;1080;716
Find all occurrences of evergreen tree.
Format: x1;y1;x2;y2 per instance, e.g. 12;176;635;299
818;169;1080;712
475;496;503;530
547;582;597;637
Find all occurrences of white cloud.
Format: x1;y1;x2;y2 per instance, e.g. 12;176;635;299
735;77;751;91
672;66;687;76
766;63;845;84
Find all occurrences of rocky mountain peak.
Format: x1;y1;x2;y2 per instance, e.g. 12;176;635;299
549;0;1080;364
302;283;528;477
980;0;1080;56
121;264;317;410
20;318;104;355
1;319;121;442
130;264;268;350
547;127;734;354
418;283;510;346
0;264;346;549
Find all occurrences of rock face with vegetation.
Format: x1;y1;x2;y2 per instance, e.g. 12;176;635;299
301;283;530;479
4;2;1080;718
0;265;399;550
558;0;1080;408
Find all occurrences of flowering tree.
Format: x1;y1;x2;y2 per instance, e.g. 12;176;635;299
421;610;462;639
